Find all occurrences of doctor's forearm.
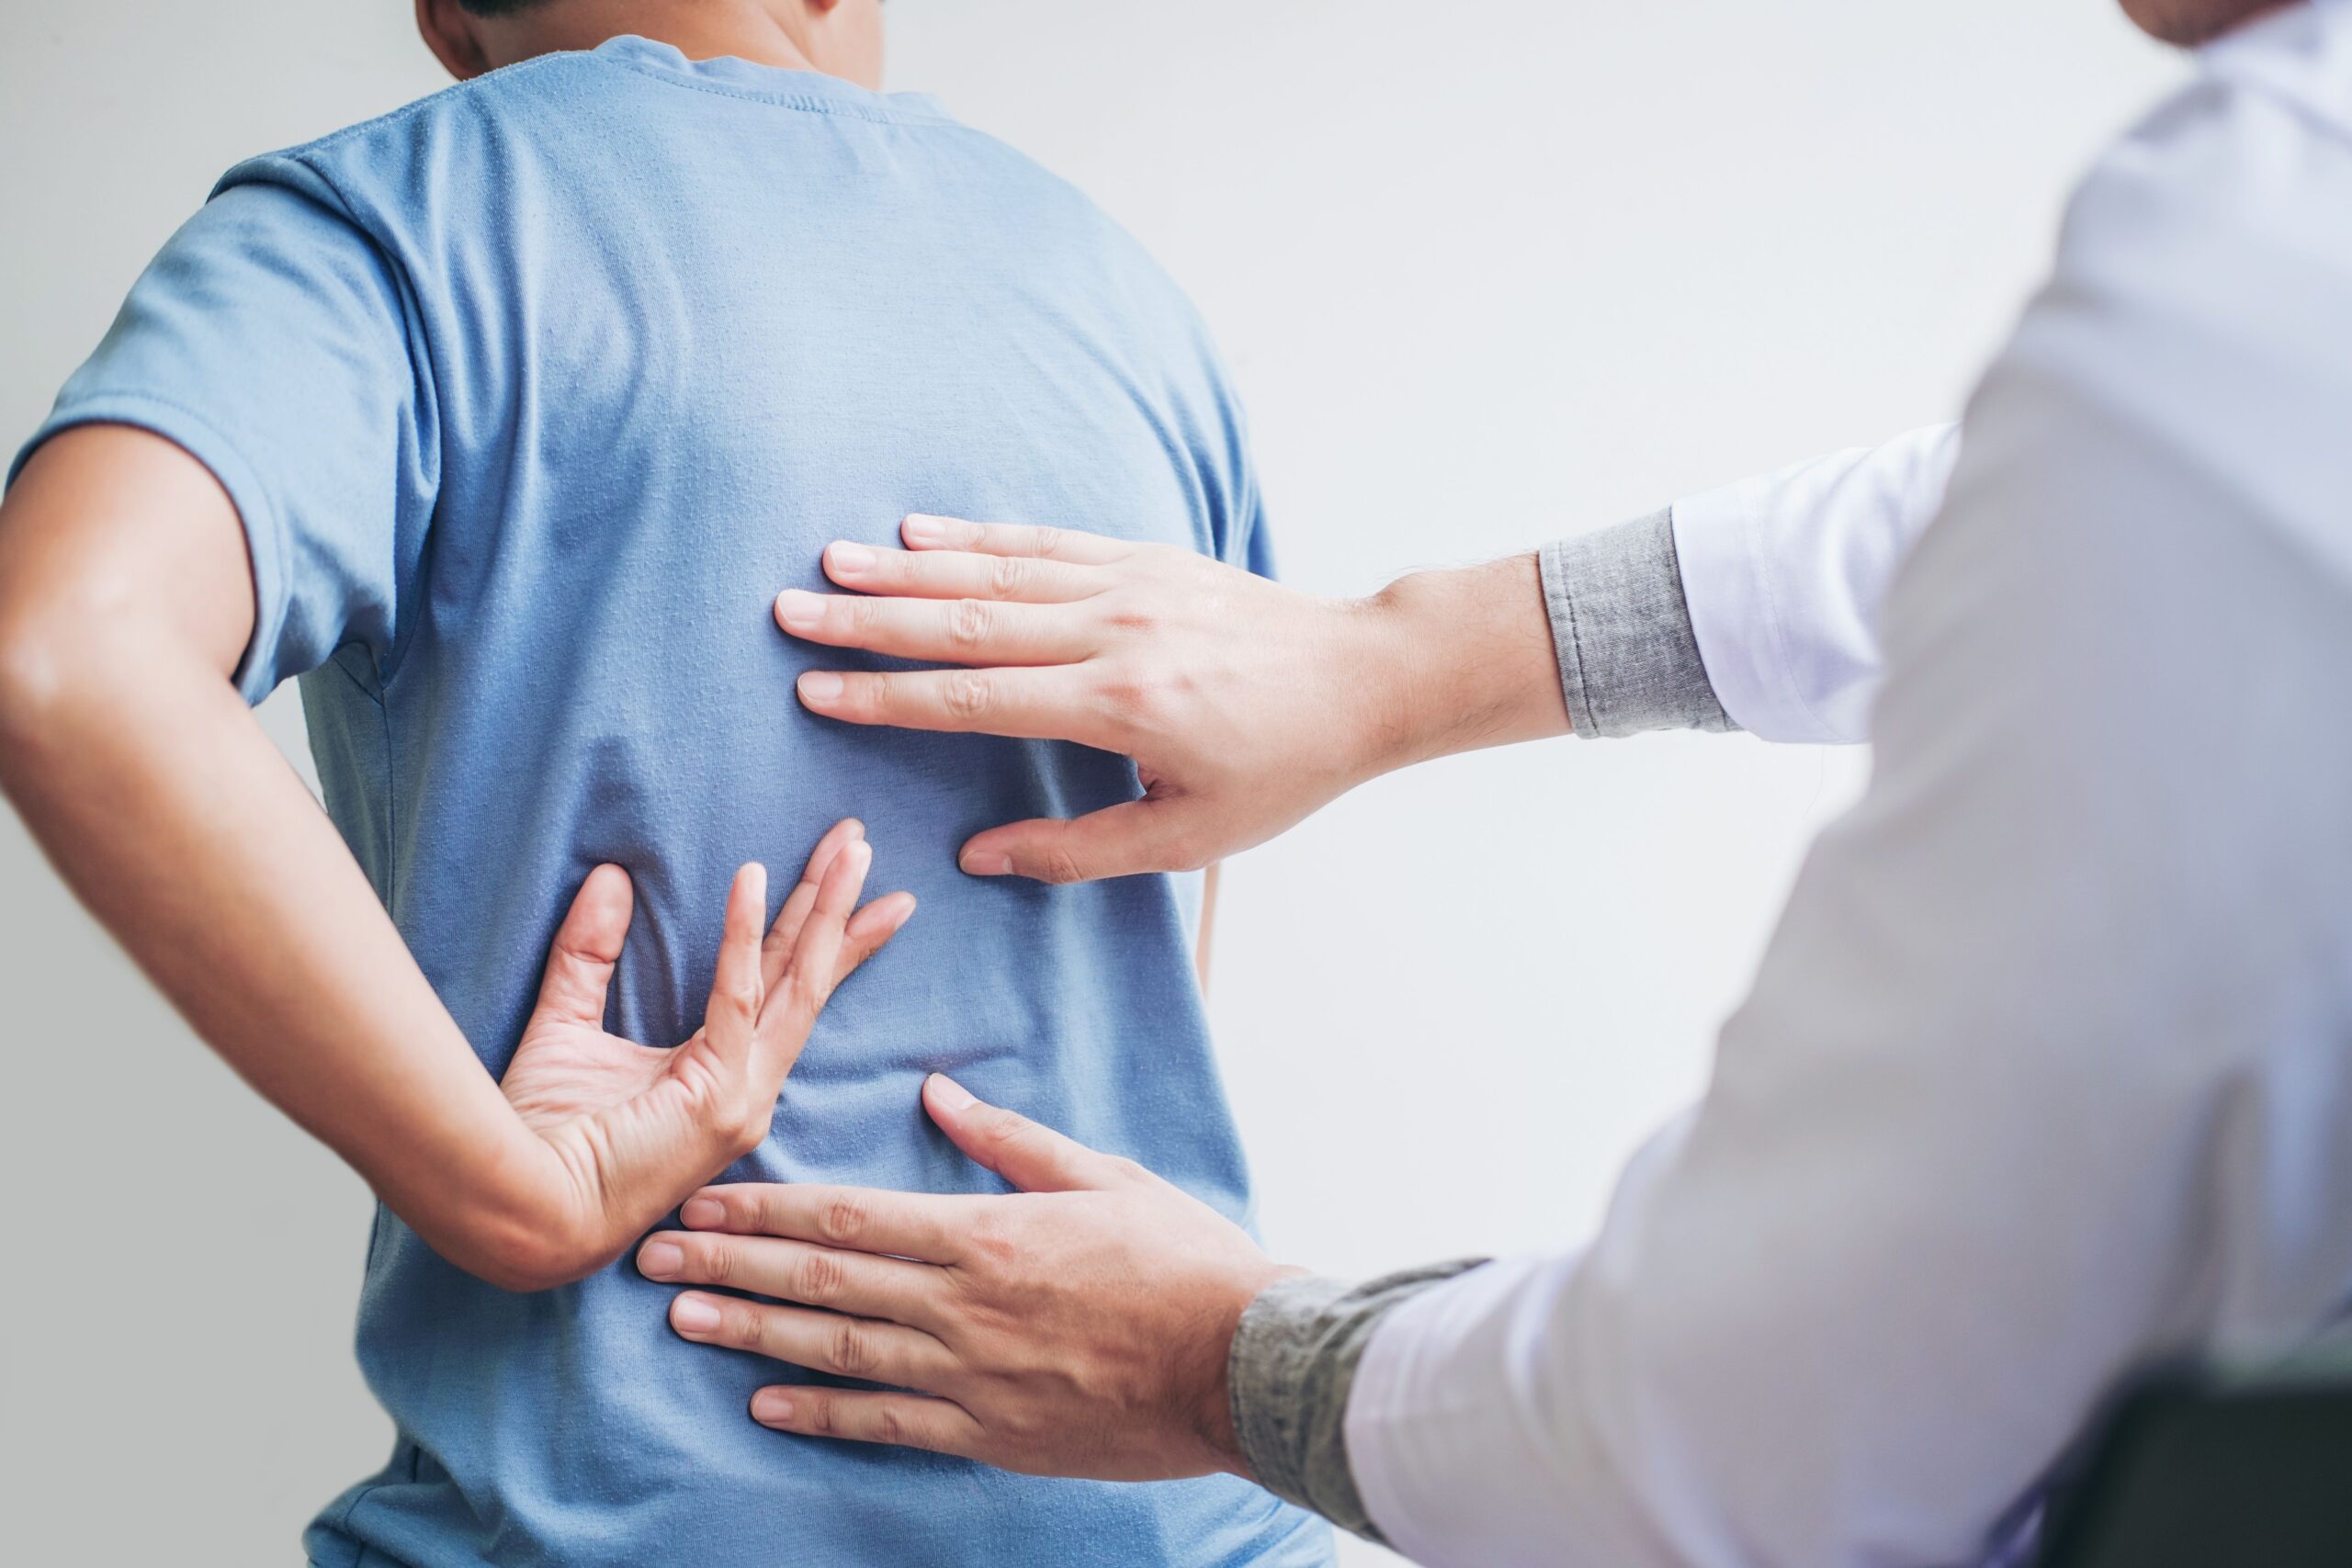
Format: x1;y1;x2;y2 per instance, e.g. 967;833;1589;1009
1372;508;1731;765
1537;509;1735;738
1543;423;1963;745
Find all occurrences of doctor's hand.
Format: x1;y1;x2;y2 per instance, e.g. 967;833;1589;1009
498;820;913;1288
776;515;1566;883
637;1074;1299;1481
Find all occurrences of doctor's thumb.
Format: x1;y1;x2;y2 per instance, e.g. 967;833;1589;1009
922;1074;1130;1193
958;798;1202;886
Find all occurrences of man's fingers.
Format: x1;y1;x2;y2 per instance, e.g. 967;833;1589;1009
786;836;870;992
760;818;865;992
750;838;871;1082
796;666;1098;743
819;540;1100;604
775;591;1091;668
681;1181;973;1265
956;799;1206;884
749;1385;989;1461
529;863;634;1026
700;863;769;1066
639;1229;944;1328
899;513;1131;566
922;1074;1143;1194
835;892;917;987
670;1294;959;1390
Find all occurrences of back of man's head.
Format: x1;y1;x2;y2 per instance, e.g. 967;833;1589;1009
2120;0;2294;45
416;0;884;88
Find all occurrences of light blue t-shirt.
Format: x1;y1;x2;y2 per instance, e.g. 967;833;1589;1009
18;38;1327;1568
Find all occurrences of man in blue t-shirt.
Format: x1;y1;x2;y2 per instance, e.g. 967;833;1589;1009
0;2;1327;1564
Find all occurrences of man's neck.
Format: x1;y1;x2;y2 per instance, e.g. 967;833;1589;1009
479;0;817;74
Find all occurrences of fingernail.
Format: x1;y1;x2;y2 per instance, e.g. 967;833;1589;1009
682;1196;726;1229
639;1241;685;1280
902;514;947;546
752;1388;797;1425
673;1295;723;1335
827;541;876;576
798;671;845;705
775;590;825;633
958;847;1014;877
928;1073;978;1112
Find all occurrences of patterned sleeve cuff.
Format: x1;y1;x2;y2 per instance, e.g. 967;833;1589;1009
1227;1260;1490;1543
1541;508;1737;738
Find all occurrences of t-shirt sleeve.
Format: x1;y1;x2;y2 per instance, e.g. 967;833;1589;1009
1204;377;1275;581
8;166;437;705
1229;468;1277;581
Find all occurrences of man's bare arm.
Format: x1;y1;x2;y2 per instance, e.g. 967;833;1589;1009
0;428;560;1274
0;426;898;1290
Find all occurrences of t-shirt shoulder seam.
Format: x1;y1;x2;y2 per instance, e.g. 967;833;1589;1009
221;52;580;177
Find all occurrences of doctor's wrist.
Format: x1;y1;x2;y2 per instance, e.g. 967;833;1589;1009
1353;553;1570;775
1196;1263;1314;1478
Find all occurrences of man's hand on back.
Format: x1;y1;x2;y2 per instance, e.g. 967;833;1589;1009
776;515;1567;884
502;819;913;1283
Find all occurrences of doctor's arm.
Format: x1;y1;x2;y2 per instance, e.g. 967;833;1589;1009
775;426;1956;883
644;354;2349;1562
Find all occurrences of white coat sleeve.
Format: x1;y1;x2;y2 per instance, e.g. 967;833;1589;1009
1671;424;1960;743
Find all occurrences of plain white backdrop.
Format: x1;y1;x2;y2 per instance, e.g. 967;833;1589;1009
0;2;2178;1562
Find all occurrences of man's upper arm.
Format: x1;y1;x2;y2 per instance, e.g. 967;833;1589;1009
0;426;255;700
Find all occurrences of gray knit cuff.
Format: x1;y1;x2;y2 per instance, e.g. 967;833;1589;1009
1541;508;1736;738
1228;1259;1489;1543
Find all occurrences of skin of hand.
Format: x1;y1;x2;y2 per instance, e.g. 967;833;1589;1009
500;818;907;1132
500;820;917;1254
637;1074;1301;1480
0;426;910;1292
775;514;1568;884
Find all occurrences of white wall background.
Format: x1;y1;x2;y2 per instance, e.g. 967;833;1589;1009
0;2;2177;1562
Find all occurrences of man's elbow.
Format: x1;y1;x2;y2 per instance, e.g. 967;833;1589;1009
0;604;86;772
424;1189;614;1295
467;1247;588;1297
466;1236;620;1297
